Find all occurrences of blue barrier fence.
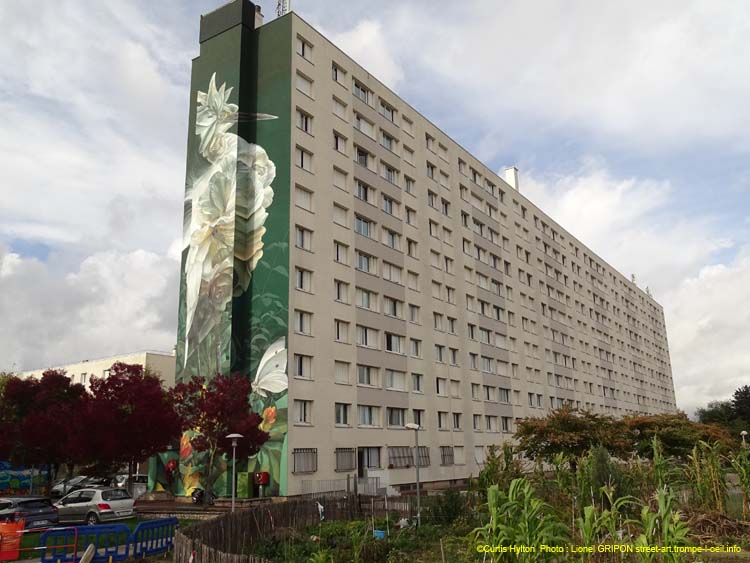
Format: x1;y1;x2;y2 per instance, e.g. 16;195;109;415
38;518;178;563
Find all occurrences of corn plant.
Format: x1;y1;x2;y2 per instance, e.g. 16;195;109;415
600;484;638;543
472;478;569;563
685;440;726;513
728;449;750;518
632;487;690;563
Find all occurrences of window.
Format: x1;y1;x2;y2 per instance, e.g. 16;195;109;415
334;279;348;303
502;416;512;433
387;407;406;427
413;409;424;426
385;332;403;353
388;446;413;468
410;338;422;357
435;344;445;362
335;447;356;471
361;446;381;468
333;203;348;226
294;399;312;424
382;262;402;283
334;319;349;342
437;411;448;430
334;241;348;264
407;270;419;289
405;207;416;225
356;325;378;348
404;148;414;165
382;195;398;216
402;116;414;135
383;296;402;317
454;446;465;465
335;402;350;425
295;226;312;250
486;415;498;432
295;146;312;171
383;163;397;184
473;414;482;430
356;147;369;168
381;130;395;151
294;310;312;334
296;110;312;134
295;73;313;97
355;215;374;238
407;238;418;257
452;412;462;430
353;81;370;104
408;304;420;323
354;114;374;137
450;379;461;398
405;176;415;193
295;185;312;211
380;100;395;121
295;267;311;291
333;167;347;191
427;162;435;179
356;251;375;273
356;287;376;310
293;354;312;379
332;63;346;84
334;131;347;153
292;448;317;473
333;97;347;120
474;446;486;465
440;446;454;466
358;405;380;426
334;361;350;384
296;36;312;60
412;373;423;393
436;377;447;396
385;369;406;391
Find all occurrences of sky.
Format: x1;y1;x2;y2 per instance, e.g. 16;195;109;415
0;0;748;416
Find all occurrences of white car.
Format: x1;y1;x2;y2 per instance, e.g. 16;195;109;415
55;488;135;525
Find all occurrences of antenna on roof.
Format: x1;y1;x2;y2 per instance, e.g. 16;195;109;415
277;0;290;16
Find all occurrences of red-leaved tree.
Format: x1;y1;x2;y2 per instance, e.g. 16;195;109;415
171;373;269;504
0;370;89;492
85;362;182;492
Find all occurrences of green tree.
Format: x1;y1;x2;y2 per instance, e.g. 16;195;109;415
515;407;633;466
733;385;750;425
624;412;733;458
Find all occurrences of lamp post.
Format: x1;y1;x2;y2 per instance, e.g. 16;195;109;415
405;422;421;527
741;430;748;448
226;433;244;513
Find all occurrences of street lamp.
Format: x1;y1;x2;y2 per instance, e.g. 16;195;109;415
741;430;748;447
226;433;244;512
405;422;421;527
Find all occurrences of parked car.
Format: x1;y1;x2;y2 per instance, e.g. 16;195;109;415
0;497;59;529
55;488;135;525
50;476;88;499
112;474;148;499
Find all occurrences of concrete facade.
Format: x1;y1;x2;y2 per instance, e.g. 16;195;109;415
20;351;176;389
281;12;676;495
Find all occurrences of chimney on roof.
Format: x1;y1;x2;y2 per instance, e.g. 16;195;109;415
255;4;263;28
504;166;519;191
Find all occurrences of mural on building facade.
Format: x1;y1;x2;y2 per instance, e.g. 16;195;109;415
0;462;48;495
162;65;290;497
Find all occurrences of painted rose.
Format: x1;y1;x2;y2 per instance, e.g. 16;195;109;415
207;263;234;313
259;406;277;432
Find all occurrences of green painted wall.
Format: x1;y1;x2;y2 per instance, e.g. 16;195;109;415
167;6;292;497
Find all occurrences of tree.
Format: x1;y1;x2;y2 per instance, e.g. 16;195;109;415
171;373;269;504
85;362;181;493
514;407;633;468
623;412;734;458
0;370;89;492
733;386;750;425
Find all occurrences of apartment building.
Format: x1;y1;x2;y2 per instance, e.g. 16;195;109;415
174;0;676;498
20;351;176;389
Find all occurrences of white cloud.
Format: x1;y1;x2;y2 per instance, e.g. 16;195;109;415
323;20;404;89
0;245;179;372
665;252;750;415
520;161;747;414
370;0;750;155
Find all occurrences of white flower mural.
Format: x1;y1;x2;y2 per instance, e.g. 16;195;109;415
182;73;277;369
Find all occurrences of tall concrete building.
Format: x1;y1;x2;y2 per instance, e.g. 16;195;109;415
172;0;676;498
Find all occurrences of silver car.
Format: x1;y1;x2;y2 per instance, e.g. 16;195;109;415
55;488;135;525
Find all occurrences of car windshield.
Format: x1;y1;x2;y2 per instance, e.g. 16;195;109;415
67;476;87;485
102;490;131;501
